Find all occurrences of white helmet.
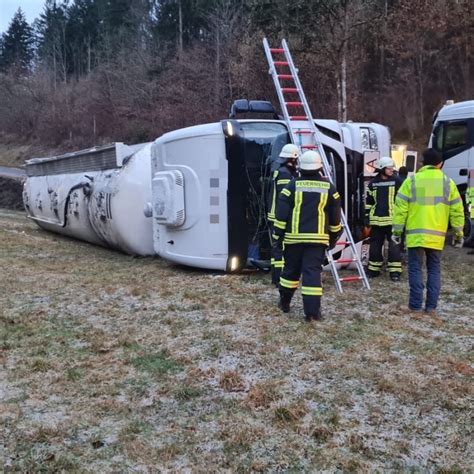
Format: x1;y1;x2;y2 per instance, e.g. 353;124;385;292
279;143;300;161
299;150;323;171
377;157;395;170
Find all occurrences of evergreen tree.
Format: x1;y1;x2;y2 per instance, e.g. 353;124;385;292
0;8;35;74
65;0;101;76
154;0;215;52
36;0;68;84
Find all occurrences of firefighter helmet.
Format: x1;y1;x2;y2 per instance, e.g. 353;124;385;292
279;144;300;161
299;150;323;170
377;157;395;170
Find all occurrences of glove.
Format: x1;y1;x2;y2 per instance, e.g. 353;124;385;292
272;235;283;251
452;235;464;248
391;234;402;245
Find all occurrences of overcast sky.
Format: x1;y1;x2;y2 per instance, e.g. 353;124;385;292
1;0;44;34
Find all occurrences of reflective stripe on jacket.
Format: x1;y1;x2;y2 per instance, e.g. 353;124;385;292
267;165;296;222
273;175;341;245
392;165;464;250
365;174;403;226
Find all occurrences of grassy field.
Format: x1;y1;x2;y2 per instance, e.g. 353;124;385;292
1;209;473;472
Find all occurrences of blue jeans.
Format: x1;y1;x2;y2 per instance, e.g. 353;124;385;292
407;248;442;311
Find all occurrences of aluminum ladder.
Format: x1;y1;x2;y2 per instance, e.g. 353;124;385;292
263;38;370;293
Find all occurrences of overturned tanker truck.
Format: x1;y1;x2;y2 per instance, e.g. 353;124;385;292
23;102;390;272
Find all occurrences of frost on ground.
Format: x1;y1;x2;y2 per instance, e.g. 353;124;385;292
1;209;473;471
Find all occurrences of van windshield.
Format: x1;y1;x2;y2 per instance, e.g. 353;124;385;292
434;120;471;154
225;121;290;268
240;122;290;262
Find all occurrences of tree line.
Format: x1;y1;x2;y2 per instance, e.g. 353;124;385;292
0;0;472;148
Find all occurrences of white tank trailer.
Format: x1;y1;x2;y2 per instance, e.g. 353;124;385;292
23;102;391;272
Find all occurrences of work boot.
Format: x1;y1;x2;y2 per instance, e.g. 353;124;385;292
390;272;401;282
367;270;380;279
278;292;291;313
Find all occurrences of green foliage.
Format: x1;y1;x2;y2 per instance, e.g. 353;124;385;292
0;8;34;74
35;1;69;81
130;350;183;375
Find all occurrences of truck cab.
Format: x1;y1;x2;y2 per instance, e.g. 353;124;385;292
430;100;474;192
150;101;391;272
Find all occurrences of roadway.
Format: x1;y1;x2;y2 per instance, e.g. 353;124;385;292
0;166;26;180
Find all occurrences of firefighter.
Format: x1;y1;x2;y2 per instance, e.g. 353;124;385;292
464;169;474;252
365;156;403;281
392;148;464;313
267;143;300;286
272;150;341;322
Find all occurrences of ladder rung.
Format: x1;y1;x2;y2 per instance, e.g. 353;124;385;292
335;258;356;264
289;116;308;120
301;144;317;149
278;74;294;79
339;276;363;282
273;61;289;66
294;130;313;134
282;88;298;93
336;241;348;245
285;102;303;106
270;48;285;53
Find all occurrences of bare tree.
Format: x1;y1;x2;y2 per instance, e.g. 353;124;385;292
205;0;242;112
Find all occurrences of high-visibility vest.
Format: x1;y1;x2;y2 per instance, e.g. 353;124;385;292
273;176;341;245
392;165;464;250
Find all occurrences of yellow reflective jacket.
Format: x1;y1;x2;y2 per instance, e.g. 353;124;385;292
468;169;474;219
392;166;464;250
267;165;297;222
365;173;403;226
273;176;341;245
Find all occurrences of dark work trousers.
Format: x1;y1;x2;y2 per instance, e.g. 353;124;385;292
368;225;402;274
279;244;326;317
270;223;284;285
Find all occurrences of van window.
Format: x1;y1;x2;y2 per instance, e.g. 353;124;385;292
434;121;468;152
360;127;378;151
405;154;416;172
444;122;468;150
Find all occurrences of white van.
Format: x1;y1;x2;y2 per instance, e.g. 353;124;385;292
430;100;474;190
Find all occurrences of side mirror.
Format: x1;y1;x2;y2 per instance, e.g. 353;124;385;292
249;100;276;115
229;99;250;118
229;99;278;118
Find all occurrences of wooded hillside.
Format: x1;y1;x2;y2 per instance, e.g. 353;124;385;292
0;0;472;149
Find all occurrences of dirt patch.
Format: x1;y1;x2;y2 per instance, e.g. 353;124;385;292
0;177;24;210
1;210;473;471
